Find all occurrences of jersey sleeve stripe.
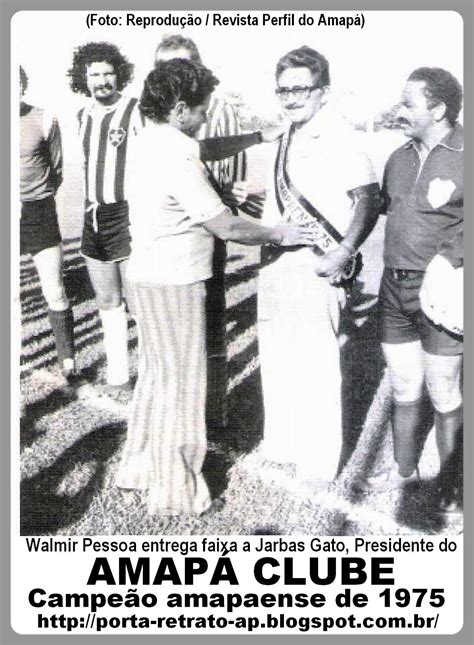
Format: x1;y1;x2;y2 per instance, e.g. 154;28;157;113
95;110;115;204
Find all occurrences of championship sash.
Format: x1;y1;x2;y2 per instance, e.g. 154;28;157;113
263;128;362;286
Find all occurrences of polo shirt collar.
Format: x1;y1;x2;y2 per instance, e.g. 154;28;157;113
439;123;463;151
404;122;463;152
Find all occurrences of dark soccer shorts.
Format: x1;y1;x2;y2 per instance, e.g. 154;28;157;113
378;267;463;356
81;201;131;263
20;196;62;256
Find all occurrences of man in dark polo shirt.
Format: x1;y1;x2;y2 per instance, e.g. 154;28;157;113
378;67;463;513
20;65;76;382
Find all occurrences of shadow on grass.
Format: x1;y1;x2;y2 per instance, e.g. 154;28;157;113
64;262;95;307
226;293;257;345
20;338;137;452
21;422;126;535
203;336;264;501
20;267;40;287
21;388;79;451
228;346;263;447
225;265;259;291
22;308;49;325
20;287;46;315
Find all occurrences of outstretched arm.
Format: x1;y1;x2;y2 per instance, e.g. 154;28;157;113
199;132;262;162
199;125;284;162
203;208;320;247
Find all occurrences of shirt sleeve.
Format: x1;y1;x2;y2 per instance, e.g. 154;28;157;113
344;149;378;193
44;113;63;191
169;151;227;224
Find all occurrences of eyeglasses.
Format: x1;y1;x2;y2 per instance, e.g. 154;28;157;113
275;85;320;101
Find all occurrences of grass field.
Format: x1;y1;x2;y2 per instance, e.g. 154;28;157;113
18;138;463;537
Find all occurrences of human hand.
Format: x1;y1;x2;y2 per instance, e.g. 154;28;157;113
274;222;320;247
221;181;249;207
260;125;285;143
315;246;352;282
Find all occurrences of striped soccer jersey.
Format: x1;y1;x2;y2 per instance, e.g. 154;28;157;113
199;95;247;188
78;95;143;205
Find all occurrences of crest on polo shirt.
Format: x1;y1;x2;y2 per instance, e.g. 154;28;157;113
427;178;456;209
109;128;126;147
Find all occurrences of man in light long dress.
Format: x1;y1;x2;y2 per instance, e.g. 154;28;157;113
258;46;381;491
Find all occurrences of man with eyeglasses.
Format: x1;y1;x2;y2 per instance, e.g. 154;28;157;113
258;46;381;492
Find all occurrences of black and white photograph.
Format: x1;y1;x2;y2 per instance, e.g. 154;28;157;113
14;9;464;539
11;7;470;637
11;6;469;637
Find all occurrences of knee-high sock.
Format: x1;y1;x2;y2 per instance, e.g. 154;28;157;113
48;307;74;369
435;404;463;489
99;303;129;386
392;397;428;477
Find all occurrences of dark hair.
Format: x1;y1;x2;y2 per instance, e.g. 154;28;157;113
139;59;218;123
68;42;134;95
155;35;201;64
276;46;330;88
408;67;462;125
20;66;28;94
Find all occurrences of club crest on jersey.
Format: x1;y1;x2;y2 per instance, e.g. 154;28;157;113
427;178;456;209
109;128;126;147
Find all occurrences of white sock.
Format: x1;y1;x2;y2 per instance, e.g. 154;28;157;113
99;303;129;386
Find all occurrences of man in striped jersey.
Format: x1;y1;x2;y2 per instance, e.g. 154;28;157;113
155;35;250;428
69;40;277;394
68;42;140;390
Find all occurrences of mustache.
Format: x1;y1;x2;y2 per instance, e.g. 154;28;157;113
94;84;113;91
